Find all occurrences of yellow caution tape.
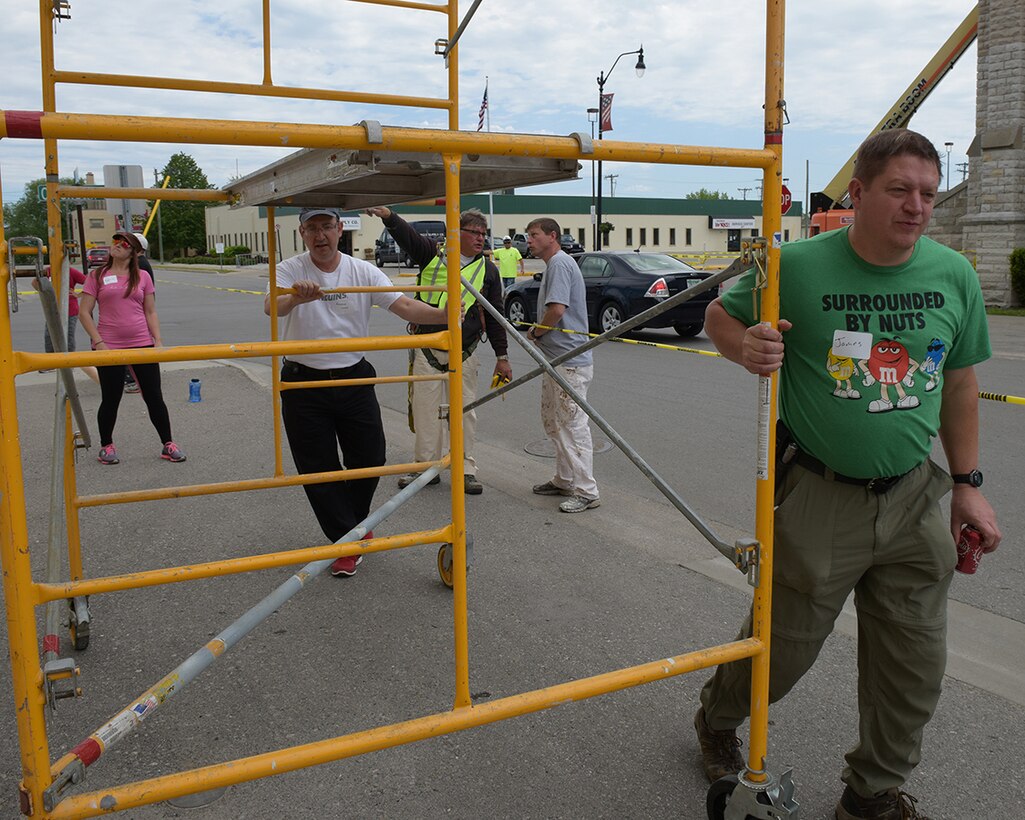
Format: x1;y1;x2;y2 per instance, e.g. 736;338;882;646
979;391;1025;406
153;279;263;296
516;321;722;357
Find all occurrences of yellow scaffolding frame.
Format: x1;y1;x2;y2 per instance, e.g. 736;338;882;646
0;0;785;816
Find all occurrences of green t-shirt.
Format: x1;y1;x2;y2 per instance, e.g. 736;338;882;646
493;246;522;280
720;228;991;477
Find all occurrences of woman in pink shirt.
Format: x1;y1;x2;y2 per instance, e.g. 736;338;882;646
78;231;186;465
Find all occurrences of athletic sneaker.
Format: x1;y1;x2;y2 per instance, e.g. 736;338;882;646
330;531;372;577
397;473;440;488
329;554;363;577
97;444;119;465
559;495;600;513
160;441;187;462
124;376;140;394
532;480;572;496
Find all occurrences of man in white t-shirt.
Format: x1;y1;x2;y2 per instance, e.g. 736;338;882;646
263;208;448;577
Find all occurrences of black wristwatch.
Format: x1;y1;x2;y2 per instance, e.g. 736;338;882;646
952;469;984;488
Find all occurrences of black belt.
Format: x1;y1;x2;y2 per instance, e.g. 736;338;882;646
282;358;365;381
791;449;909;494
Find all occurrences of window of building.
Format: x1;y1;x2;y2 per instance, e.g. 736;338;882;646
89;218;104;228
652;228;660;246
784;229;790;242
669;228;676;245
685;228;692;245
751;229;758;237
578;227;586;245
625;228;633;246
639;228;646;246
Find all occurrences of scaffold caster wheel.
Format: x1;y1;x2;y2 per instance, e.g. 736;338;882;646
437;544;454;588
68;601;89;651
437;535;474;589
706;774;771;820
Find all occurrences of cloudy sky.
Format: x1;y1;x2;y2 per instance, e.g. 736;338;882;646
1;0;979;211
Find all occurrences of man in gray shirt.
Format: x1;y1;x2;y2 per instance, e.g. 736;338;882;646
525;217;599;513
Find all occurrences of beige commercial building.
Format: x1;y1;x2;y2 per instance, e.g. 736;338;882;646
205;193;804;263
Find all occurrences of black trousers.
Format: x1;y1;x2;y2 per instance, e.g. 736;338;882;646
97;357;172;447
280;358;387;543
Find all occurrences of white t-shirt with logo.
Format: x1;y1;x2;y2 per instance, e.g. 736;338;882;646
273;252;400;369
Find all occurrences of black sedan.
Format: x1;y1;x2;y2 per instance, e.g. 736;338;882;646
503;251;716;338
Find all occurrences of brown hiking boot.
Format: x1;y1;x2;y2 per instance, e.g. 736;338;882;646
835;786;932;819
693;707;744;783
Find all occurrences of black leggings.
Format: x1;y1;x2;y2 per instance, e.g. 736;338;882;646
97;359;173;447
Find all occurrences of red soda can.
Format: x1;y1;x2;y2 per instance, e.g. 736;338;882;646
955;526;983;574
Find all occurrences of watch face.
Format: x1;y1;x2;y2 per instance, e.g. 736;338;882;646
955;470;984;487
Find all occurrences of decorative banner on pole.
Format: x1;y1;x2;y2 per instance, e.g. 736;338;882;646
600;93;614;133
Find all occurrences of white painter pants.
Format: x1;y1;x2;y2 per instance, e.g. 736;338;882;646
411;347;480;477
540;364;598;500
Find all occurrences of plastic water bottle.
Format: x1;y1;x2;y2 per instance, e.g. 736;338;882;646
189;378;202;403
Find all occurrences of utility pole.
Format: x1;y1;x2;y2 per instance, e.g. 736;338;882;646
604;173;619;197
153;168;165;262
737;187;752;200
957;161;969;184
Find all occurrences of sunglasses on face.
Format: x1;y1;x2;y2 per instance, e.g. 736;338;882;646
112;237;132;249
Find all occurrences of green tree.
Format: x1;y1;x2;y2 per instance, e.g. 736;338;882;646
3;176;79;253
685;188;732;200
154;153;215;256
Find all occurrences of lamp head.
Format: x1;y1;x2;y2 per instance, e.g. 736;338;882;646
635;47;646;78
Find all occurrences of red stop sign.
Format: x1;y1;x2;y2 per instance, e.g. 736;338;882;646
781;184;793;214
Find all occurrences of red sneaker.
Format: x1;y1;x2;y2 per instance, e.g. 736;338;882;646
330;531;372;577
330;554;363;577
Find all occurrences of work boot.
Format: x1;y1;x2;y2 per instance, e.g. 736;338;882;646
835;786;932;819
398;473;440;488
693;707;744;783
464;475;483;495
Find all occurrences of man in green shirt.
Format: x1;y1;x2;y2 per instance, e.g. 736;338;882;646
493;236;524;291
694;129;1002;820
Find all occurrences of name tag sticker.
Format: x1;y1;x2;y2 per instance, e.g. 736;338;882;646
103;275;118;285
832;329;873;359
323;293;350;311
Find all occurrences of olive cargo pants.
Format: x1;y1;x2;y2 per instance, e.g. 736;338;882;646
699;458;956;797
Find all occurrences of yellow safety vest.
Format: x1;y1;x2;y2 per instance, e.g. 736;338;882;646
419;251;487;311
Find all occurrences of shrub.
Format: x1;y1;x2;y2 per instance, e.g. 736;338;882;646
1010;247;1025;306
170;255;223;265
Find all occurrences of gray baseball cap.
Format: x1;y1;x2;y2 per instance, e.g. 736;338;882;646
299;207;342;223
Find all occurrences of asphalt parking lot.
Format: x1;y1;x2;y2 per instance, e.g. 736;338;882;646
0;269;1023;819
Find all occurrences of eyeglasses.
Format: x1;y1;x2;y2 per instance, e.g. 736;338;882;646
112;237;132;249
301;222;338;236
460;227;487;239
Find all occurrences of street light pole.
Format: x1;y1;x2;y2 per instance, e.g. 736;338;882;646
596;46;645;251
944;141;954;191
587;107;599;250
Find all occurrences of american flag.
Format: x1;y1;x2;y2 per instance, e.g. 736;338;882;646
600;93;614;133
477;86;488;132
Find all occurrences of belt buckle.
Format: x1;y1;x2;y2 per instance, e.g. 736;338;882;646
867;475;897;494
